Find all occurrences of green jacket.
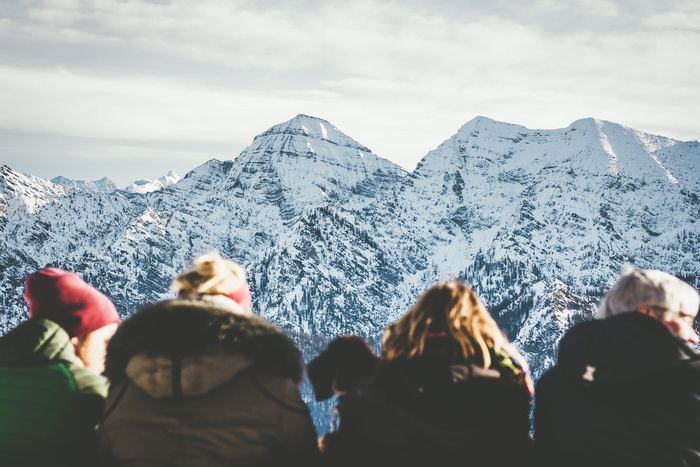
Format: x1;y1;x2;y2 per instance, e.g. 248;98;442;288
0;318;108;466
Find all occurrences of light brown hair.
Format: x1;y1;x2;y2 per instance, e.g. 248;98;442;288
382;281;506;368
172;251;246;297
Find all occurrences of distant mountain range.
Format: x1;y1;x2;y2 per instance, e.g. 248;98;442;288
122;171;182;194
2;114;698;390
51;175;120;194
51;171;182;194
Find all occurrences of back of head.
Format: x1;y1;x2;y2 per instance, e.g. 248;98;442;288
24;267;121;337
598;268;700;319
308;335;379;401
172;251;252;311
382;281;506;368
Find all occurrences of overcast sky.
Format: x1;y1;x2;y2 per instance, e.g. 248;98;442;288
1;0;698;187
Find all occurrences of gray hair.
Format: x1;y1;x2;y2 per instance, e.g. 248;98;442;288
598;268;700;319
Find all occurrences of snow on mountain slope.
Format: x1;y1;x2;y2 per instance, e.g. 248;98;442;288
51;175;120;193
390;115;699;355
0;115;698;379
225;114;406;211
124;171;182;194
652;140;700;194
0;165;147;332
116;116;414;335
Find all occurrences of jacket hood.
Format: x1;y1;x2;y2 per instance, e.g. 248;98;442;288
105;298;305;390
0;318;84;367
557;312;700;385
125;350;253;397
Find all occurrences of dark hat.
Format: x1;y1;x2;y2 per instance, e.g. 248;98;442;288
25;268;121;337
308;335;379;401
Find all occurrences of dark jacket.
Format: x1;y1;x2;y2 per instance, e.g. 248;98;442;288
322;338;534;467
98;297;320;467
535;311;700;467
0;318;108;467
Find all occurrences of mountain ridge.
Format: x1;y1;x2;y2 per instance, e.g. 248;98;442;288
1;115;698;384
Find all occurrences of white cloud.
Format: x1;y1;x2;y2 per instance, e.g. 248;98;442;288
0;0;698;183
0;64;319;141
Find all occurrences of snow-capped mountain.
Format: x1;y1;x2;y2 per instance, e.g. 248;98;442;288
124;171;181;194
1;114;698;387
51;175;120;193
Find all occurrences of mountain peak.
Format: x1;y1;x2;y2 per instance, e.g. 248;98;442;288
254;114;372;153
459;116;528;133
124;171;181;194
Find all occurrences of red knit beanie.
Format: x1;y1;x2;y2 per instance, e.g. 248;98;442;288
24;268;122;337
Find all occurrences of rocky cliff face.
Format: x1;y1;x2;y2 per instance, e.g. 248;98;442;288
2;113;698;419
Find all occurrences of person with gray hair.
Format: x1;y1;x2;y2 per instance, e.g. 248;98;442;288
598;268;700;343
535;268;700;467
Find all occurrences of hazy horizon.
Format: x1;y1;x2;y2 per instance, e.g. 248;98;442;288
1;0;698;187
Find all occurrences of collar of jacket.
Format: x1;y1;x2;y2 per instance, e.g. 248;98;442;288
105;298;304;387
557;311;700;385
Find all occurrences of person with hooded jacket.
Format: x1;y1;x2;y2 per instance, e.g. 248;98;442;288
0;267;121;467
320;281;535;467
98;252;319;467
535;268;700;467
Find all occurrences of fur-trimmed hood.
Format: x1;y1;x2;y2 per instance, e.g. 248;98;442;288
105;298;304;396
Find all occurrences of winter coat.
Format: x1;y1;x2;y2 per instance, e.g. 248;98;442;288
535;311;700;467
98;298;320;467
321;337;534;467
0;318;108;467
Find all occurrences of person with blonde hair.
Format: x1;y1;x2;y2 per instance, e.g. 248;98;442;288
98;252;319;466
171;250;252;311
320;281;534;467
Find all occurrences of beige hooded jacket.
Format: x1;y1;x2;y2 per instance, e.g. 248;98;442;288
98;298;319;467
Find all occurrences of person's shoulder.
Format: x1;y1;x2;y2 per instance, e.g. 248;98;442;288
70;363;109;397
1;317;69;343
556;318;611;358
0;318;78;365
561;317;605;340
672;343;700;373
247;369;310;414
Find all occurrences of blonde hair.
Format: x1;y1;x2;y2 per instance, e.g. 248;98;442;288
382;281;507;369
172;251;247;298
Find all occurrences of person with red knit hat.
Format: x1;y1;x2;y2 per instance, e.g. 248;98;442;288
99;252;319;467
0;267;122;467
25;267;122;373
